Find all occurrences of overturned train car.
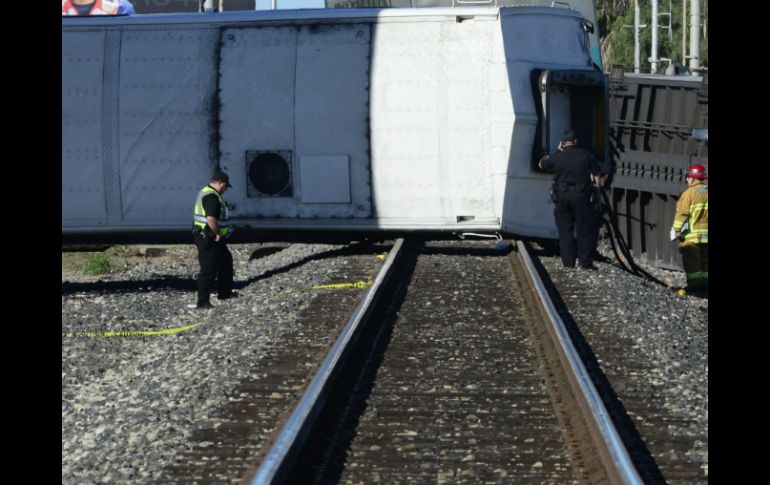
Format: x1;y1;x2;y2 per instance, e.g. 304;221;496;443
607;73;708;270
62;6;608;244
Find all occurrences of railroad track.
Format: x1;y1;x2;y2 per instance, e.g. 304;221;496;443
156;244;388;484
65;239;704;484
153;238;707;484
530;252;708;484
244;239;642;484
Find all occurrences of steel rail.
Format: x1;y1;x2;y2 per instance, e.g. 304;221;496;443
248;238;406;485
515;240;643;485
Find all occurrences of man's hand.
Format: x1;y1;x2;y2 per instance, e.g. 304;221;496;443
591;187;602;211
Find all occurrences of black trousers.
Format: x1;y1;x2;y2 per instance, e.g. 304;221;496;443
193;232;233;305
554;190;596;267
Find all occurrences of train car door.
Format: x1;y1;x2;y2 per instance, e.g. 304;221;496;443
533;69;609;172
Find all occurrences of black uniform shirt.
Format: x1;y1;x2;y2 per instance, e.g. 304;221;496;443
201;185;223;219
540;146;600;192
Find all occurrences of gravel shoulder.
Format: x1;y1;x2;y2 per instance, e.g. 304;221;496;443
534;241;708;482
62;243;364;484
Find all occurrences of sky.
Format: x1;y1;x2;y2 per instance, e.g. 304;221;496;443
255;0;325;9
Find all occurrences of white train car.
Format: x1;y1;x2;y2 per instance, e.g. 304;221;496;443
62;6;608;244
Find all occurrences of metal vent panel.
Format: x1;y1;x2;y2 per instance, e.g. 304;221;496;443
299;156;350;204
246;150;293;198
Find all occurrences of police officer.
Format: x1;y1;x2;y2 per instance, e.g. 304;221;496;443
539;129;602;269
192;170;236;308
671;163;708;297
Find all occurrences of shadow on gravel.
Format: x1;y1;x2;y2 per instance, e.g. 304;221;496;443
61;275;197;295
526;250;668;485
61;242;393;295
418;242;514;257
236;242;393;289
248;245;290;261
283;242;419;484
527;240;623;271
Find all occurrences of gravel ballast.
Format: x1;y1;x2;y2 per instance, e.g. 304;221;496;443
534;241;708;482
62;243;358;484
62;239;707;483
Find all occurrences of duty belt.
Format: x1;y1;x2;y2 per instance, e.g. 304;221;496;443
192;226;209;236
557;182;587;192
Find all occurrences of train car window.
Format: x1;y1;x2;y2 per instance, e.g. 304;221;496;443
531;69;609;173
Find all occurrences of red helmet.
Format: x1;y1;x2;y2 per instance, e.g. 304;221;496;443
687;163;707;180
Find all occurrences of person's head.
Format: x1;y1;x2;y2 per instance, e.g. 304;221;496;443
210;170;232;192
559;129;577;148
686;163;707;185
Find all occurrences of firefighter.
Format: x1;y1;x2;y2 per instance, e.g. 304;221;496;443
191;170;237;309
672;163;708;297
539;129;602;269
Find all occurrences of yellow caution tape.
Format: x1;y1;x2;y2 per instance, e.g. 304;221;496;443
311;280;372;290
66;321;205;338
66;278;374;337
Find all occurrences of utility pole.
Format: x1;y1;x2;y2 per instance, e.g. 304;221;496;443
689;0;700;70
634;0;643;73
682;0;687;67
623;0;647;74
651;0;659;74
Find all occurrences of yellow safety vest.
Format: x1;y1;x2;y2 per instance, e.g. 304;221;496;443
193;185;229;237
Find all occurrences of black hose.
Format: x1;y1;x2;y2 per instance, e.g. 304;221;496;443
600;210;634;274
597;188;636;274
597;188;671;289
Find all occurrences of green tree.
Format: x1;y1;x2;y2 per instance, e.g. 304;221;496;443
601;0;707;72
